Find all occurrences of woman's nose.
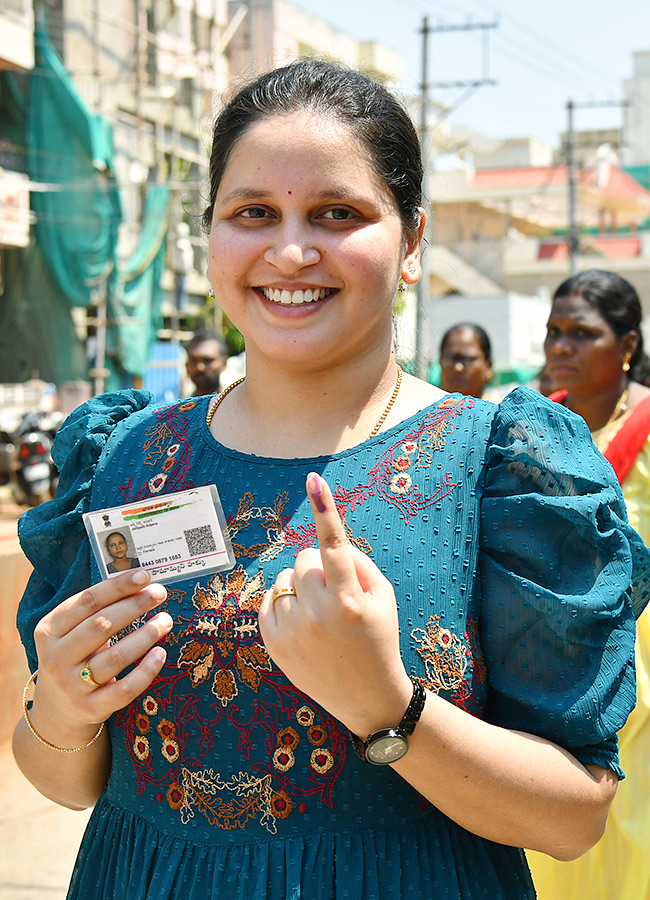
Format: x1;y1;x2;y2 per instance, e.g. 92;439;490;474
551;336;572;354
263;222;321;271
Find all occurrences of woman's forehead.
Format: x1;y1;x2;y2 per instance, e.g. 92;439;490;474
551;293;604;320
219;111;378;188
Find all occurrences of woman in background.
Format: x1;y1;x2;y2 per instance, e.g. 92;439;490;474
529;268;650;900
438;323;493;398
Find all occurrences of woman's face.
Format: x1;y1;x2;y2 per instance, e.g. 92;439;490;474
544;292;628;395
107;534;128;560
207;110;422;372
439;328;492;397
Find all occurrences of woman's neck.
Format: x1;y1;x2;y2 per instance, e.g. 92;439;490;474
564;379;629;432
208;352;442;458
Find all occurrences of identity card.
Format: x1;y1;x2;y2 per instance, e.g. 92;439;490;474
83;485;235;584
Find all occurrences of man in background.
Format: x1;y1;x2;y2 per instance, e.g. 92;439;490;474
185;331;228;397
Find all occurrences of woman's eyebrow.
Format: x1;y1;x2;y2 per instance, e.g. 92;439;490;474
217;187;272;205
217;186;365;205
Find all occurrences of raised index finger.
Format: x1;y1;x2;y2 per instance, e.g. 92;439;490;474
305;472;359;593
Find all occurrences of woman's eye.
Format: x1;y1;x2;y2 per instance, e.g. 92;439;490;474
239;207;270;219
321;208;356;221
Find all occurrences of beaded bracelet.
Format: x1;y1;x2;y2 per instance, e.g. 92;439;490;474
22;670;105;753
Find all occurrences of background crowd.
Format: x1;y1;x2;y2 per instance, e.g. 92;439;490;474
442;269;650;900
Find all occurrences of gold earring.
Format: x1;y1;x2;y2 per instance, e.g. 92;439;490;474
623;355;631;373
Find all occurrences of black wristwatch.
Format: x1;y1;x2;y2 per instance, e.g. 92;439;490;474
351;679;426;766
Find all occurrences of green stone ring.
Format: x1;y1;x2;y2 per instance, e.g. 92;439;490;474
80;659;102;688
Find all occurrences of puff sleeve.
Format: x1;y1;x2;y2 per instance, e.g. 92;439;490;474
479;388;650;776
16;390;157;671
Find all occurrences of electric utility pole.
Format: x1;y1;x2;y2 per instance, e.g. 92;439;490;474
414;17;497;381
414;16;431;381
565;98;629;274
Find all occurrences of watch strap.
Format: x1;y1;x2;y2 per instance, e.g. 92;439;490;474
351;677;426;760
398;679;426;736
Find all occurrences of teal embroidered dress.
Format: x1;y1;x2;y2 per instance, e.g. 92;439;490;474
17;388;650;900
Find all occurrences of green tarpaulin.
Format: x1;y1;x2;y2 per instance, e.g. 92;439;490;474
106;183;169;388
0;26;170;389
0;241;89;384
29;26;122;309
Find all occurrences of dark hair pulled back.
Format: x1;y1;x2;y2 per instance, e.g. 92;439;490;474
553;269;650;385
202;58;423;237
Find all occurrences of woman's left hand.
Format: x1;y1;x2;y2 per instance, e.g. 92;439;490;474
261;473;618;858
258;473;412;736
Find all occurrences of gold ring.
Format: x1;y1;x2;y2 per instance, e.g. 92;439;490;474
272;585;297;602
80;658;102;688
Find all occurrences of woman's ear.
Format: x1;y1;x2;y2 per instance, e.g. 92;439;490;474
401;207;427;286
621;330;639;365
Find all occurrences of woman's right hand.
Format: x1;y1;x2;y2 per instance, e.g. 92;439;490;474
28;569;172;750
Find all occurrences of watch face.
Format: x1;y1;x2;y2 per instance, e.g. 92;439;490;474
365;730;409;765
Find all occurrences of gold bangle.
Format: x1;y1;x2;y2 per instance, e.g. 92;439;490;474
22;670;105;753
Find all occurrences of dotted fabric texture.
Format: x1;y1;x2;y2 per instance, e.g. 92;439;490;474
16;387;650;900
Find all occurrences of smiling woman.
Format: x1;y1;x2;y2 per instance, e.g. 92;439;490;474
204;106;418;410
11;63;650;900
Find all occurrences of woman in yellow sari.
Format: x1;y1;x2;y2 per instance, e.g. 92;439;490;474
529;268;650;900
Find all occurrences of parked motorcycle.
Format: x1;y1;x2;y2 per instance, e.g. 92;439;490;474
0;426;15;488
7;410;62;507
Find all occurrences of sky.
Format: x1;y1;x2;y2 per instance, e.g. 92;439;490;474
293;0;650;152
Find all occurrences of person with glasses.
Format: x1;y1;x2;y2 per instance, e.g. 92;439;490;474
439;323;493;398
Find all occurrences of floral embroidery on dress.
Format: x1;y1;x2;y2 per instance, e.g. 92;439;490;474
177;767;278;831
120;686;349;833
412;614;467;693
411;614;486;714
173;565;271;706
228;491;290;562
117;548;351;833
120;402;196;502
390;472;412;494
284;399;465;554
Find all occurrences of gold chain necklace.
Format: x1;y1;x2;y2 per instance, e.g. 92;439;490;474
206;377;245;428
366;367;403;438
206;367;403;441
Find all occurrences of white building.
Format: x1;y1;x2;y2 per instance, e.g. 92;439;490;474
227;0;403;86
623;50;650;166
397;289;551;381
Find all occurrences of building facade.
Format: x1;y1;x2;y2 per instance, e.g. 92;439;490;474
0;0;34;254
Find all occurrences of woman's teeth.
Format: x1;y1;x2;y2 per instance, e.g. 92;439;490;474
262;287;334;305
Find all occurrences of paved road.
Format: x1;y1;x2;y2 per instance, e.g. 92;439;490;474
0;489;92;899
0;739;92;900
